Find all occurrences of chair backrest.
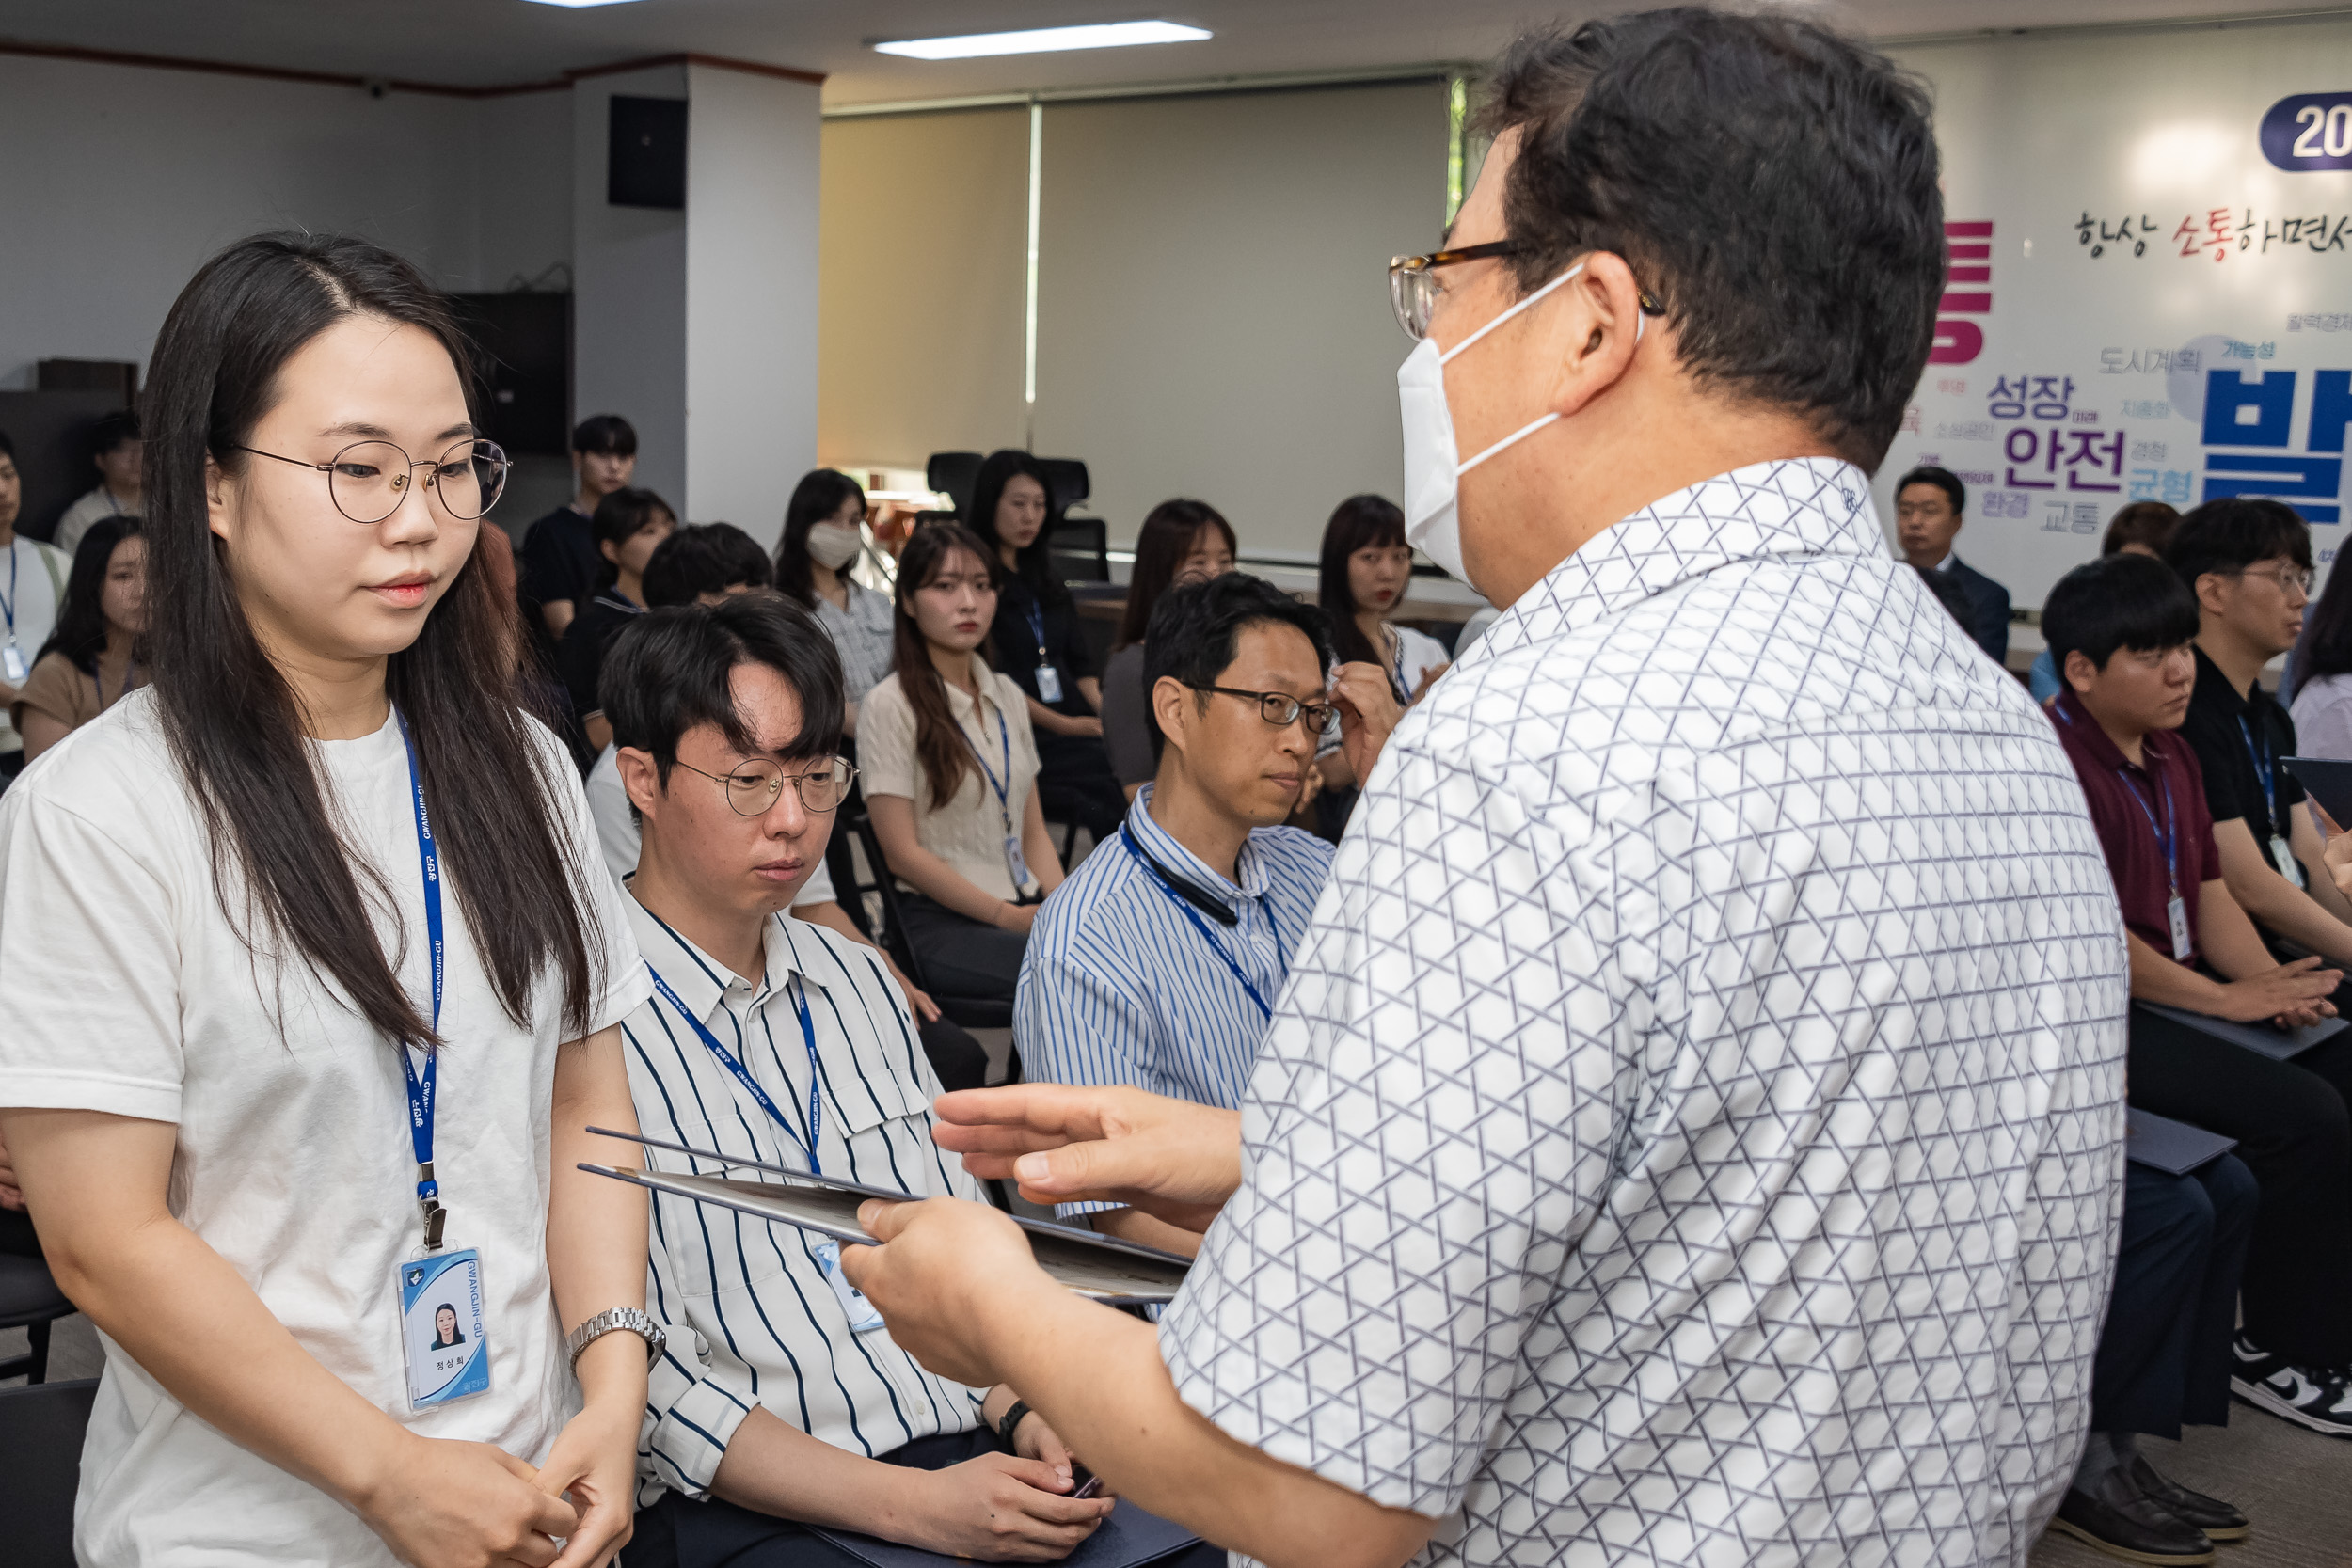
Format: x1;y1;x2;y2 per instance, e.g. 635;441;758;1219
1035;457;1090;515
924;451;985;520
0;1377;98;1568
842;812;925;983
1046;516;1110;584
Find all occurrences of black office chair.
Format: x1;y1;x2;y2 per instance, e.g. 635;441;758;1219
0;1255;74;1386
837;812;1015;1035
924;451;985;521
0;1377;98;1568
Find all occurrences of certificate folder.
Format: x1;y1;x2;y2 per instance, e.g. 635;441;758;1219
812;1500;1201;1568
2125;1109;2239;1176
2137;1001;2349;1062
579;1127;1191;1306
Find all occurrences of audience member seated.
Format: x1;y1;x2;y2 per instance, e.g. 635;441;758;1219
0;432;73;787
598;594;1149;1568
1894;464;2010;663
2288;531;2352;760
560;487;675;755
1020;574;1403;1257
1311;493;1448;836
521;411;637;643
2165;499;2352;967
52;407;142;557
2028;501;2183;703
2042;552;2352;1438
1100;499;1236;800
862;524;1064;1005
967;449;1125;847
11;516;145;762
775;467;893;734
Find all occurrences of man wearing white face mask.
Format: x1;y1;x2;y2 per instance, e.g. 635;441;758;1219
836;12;2128;1568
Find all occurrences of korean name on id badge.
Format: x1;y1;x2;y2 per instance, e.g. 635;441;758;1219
397;1249;492;1410
1034;663;1063;705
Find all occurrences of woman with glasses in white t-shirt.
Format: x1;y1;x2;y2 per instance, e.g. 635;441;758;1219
0;234;656;1568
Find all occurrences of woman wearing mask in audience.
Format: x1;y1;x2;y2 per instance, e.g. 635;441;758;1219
1099;499;1236;800
1312;494;1451;836
967;449;1126;847
862;524;1064;1003
560;486;675;758
12;515;146;762
2026;499;2182;705
0;233;653;1568
776;467;893;734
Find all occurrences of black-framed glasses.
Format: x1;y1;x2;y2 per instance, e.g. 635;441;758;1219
1189;684;1338;737
1388;241;1666;340
673;755;858;816
235;436;510;524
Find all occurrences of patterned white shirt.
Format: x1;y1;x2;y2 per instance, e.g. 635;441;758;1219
1158;458;2128;1567
620;897;988;1504
811;580;898;705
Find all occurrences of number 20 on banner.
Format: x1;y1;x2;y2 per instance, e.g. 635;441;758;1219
2263;93;2352;172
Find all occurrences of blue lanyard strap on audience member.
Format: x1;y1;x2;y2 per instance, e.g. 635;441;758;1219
1024;598;1050;660
2117;768;2179;895
398;717;448;1248
2239;716;2279;826
958;700;1016;830
0;541;16;641
1119;824;1280;1022
646;959;826;1176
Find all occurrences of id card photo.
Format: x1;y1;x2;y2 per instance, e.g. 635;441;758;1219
397;1248;491;1410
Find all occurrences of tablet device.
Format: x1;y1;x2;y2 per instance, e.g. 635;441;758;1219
2282;755;2352;830
2124;1109;2239;1176
2135;1000;2350;1061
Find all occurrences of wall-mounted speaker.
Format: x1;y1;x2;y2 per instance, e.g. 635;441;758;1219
609;96;687;210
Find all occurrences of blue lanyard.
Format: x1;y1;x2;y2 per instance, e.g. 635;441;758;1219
958;698;1015;825
2117;768;2179;896
1023;598;1050;660
2238;716;2279;825
646;953;826;1175
397;717;447;1246
0;541;17;641
1119;825;1280;1021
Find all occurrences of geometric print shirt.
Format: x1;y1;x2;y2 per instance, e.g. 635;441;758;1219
1157;457;2130;1567
618;895;990;1505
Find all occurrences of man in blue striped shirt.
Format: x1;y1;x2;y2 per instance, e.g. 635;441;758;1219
1018;575;1390;1255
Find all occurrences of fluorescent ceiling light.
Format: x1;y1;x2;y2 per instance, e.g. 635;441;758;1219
873;21;1211;61
521;1;647;8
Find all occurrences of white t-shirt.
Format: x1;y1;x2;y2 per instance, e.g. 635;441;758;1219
0;534;72;753
0;693;650;1567
585;742;833;902
53;486;135;559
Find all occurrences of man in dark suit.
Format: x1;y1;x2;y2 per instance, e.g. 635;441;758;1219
1897;464;2011;662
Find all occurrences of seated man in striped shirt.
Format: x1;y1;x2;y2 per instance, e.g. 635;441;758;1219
1016;573;1394;1256
600;594;1149;1567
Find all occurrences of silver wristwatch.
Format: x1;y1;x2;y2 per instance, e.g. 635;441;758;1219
565;1307;667;1370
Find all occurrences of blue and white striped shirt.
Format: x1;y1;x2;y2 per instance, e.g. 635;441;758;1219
1015;785;1332;1216
619;896;987;1505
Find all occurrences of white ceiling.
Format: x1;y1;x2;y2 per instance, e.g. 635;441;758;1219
1;0;2342;105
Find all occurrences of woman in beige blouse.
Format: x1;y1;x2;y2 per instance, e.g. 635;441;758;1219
861;523;1066;1003
13;515;145;762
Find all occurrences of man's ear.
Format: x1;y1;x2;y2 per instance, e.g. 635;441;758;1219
616;747;662;819
2062;648;2100;696
2193;571;2231;619
1538;251;1650;421
1150;676;1192;760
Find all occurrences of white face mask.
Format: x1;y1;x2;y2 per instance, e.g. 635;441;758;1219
1398;261;1642;583
805;521;864;571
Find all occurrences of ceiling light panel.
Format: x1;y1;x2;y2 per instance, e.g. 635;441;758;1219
873;21;1212;61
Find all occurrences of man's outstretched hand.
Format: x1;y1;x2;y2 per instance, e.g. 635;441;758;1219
930;1085;1242;1236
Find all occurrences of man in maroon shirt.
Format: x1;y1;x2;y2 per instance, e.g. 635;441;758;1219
2045;553;2352;1545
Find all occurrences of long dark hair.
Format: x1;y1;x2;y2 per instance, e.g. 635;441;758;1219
37;515;143;674
145;231;597;1048
776;467;866;605
890;524;999;807
1318;494;1406;669
2295;548;2352;699
1115;499;1235;652
965;449;1064;605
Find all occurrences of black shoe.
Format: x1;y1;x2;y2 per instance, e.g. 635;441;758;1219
2048;1468;2215;1565
2124;1456;2248;1542
2230;1335;2352;1436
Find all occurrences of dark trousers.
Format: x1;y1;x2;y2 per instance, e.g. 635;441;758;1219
896;894;1026;1005
2093;1156;2258;1436
2126;1003;2352;1366
625;1426;1221;1568
917;1017;990;1094
0;1204;40;1260
1034;732;1126;847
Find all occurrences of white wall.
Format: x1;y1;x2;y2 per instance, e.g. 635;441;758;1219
685;62;822;545
0;53;571;388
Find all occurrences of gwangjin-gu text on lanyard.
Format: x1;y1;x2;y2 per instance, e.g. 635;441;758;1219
1118;825;1282;1021
2239;715;2309;889
2118;768;2196;962
959;695;1037;895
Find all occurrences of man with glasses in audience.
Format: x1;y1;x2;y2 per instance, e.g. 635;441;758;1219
1016;574;1395;1257
601;593;1188;1568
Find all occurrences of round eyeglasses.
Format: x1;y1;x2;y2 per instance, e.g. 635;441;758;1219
235;436;511;525
1188;683;1339;737
672;755;858;817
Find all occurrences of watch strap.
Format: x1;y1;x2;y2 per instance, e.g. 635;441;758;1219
996;1398;1032;1452
566;1306;667;1370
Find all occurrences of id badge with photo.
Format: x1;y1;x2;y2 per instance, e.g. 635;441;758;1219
2168;894;2193;961
1;641;24;684
1035;664;1064;705
816;1240;887;1334
2273;834;2307;890
397;1248;492;1410
1004;833;1034;893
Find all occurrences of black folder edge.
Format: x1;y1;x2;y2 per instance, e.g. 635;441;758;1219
2282;755;2352;831
2124;1109;2240;1176
808;1500;1201;1568
2137;1001;2350;1061
579;1126;1193;1305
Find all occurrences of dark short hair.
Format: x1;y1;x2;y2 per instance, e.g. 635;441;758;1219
1476;10;1942;469
601;593;846;797
1896;466;1964;515
1142;573;1336;763
0;427;15;461
589;487;674;588
2165;497;2312;594
90;408;140;458
2101;500;2181;558
2042;553;2201;674
571;413;638;457
644;522;773;609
